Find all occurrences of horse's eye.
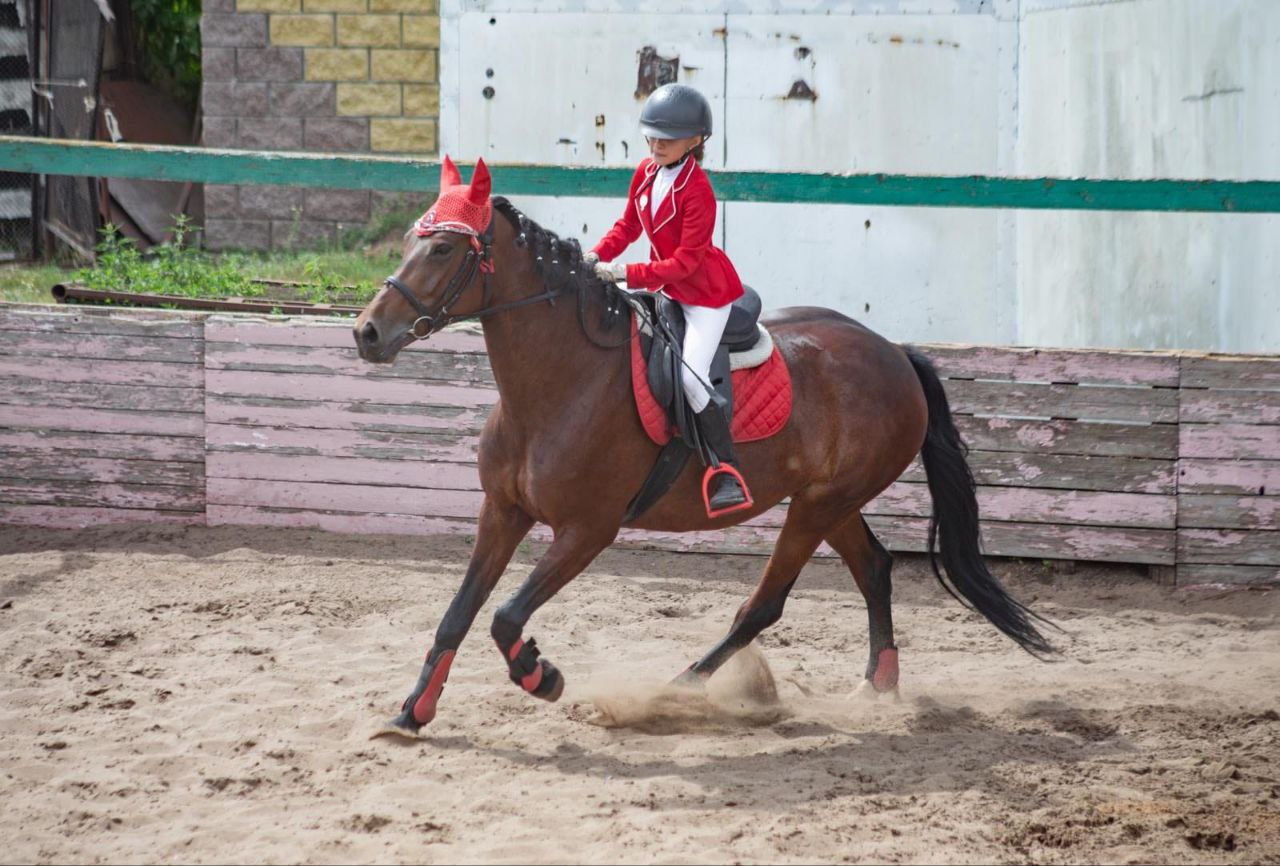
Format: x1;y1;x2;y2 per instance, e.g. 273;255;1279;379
433;243;453;256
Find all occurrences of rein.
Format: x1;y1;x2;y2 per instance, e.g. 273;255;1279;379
384;214;633;348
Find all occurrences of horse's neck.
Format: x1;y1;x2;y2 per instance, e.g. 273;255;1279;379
479;276;628;419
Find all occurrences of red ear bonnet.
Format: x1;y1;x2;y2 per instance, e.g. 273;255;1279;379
415;154;493;240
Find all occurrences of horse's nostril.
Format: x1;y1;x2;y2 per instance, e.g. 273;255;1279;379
360;322;379;346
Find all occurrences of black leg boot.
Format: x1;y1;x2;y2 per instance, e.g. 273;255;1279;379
695;405;753;516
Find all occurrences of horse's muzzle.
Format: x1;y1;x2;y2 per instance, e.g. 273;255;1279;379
354;320;396;364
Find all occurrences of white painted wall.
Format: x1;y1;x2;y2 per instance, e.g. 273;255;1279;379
440;0;1280;352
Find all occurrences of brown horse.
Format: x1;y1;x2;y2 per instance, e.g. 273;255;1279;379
354;191;1053;736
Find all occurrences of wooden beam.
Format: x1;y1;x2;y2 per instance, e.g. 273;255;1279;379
3;136;1280;212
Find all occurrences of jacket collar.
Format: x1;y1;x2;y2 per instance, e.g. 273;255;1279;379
636;156;698;235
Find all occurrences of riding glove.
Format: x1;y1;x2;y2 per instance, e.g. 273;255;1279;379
583;251;599;267
594;261;627;283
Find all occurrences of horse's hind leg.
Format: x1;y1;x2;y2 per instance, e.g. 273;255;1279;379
824;514;898;694
677;504;826;683
490;524;616;703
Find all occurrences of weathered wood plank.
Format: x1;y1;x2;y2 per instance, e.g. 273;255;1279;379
205;317;486;354
0;378;203;413
204;369;497;408
1180;423;1280;460
1175;563;1280;586
1177;459;1280;495
206;423;479;462
0;478;205;511
0;307;205;338
0;505;206;529
205;395;489;435
1178;494;1280;530
0;355;205;389
1179;389;1280;425
943;379;1178;424
206;451;480;490
1177;529;1280;566
204;340;494;384
900;451;1176;494
1180;355;1280;391
954;415;1176;459
206;477;484;518
869;481;1176;530
864;516;1175;565
0;404;205;437
0;455;204;487
921;344;1179;387
0;429;205;462
206;503;479;537
0;331;203;363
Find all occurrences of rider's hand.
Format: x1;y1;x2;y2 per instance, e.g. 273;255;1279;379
594;261;627;283
583;251;600;267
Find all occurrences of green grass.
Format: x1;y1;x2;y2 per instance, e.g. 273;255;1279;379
0;212;417;307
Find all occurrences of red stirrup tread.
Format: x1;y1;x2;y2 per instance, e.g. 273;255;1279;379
630;317;792;446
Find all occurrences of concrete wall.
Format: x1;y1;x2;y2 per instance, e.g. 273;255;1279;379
1017;0;1280;353
438;0;1280;352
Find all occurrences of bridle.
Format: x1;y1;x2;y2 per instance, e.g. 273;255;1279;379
382;219;566;341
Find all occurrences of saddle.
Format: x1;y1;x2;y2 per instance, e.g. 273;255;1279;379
632;286;765;448
623;287;791;524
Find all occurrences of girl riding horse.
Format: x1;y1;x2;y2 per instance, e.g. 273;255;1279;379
587;83;751;519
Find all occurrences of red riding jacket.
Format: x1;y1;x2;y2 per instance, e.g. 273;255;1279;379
592;157;744;309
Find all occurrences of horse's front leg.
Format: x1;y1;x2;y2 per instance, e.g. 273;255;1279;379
489;524;616;702
386;498;534;736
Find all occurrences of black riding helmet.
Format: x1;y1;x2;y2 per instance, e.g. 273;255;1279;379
639;83;713;141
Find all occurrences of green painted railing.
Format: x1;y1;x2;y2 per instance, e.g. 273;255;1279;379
2;135;1278;213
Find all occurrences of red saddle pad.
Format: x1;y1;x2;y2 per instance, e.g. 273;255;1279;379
630;317;793;446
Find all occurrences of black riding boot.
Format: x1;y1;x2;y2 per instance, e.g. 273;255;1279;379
695;405;751;514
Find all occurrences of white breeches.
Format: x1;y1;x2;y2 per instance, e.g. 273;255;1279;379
678;299;733;413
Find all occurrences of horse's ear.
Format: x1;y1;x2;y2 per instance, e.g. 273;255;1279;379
468;158;491;203
440;154;462;189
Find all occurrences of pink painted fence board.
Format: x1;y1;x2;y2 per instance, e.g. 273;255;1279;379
205;341;493;384
4;307;1277;583
0;429;204;462
206;423;479;462
1174;350;1280;585
925;344;1181;387
0;307;206;528
205;395;488;435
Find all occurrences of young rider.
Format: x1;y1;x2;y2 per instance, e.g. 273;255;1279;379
585;83;752;518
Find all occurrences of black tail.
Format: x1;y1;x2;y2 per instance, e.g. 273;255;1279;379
904;346;1056;657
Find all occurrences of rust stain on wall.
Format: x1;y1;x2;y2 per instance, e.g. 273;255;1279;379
635;46;679;99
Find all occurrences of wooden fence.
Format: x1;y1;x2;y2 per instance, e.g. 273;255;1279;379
1;304;1275;586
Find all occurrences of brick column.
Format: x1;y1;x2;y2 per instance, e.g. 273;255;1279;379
201;0;439;250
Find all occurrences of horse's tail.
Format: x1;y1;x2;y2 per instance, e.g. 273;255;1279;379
903;345;1057;657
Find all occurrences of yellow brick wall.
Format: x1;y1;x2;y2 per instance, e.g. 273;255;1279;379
238;0;439;154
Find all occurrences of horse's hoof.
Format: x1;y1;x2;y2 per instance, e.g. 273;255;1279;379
531;660;565;702
372;710;423;740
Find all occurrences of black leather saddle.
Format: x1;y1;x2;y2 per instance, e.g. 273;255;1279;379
634;286;762;447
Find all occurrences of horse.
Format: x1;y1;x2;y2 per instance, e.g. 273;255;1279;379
353;171;1054;737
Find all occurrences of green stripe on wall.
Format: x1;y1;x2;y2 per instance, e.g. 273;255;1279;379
2;135;1278;213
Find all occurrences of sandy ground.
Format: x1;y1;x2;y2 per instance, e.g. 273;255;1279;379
0;524;1277;865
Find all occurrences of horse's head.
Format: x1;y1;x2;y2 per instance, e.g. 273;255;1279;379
354;155;494;363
